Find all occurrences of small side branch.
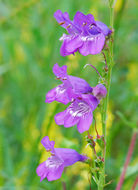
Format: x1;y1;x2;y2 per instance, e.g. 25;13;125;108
84;64;102;78
102;51;108;71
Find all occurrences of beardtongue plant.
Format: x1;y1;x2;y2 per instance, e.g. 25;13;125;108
37;1;115;189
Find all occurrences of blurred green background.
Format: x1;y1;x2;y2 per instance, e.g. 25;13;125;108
0;0;138;189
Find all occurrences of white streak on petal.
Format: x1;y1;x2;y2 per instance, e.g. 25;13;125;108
45;157;63;169
56;86;66;94
68;100;91;118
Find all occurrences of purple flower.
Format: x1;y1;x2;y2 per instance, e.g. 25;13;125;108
54;84;107;133
54;10;112;56
36;136;88;181
46;63;92;104
45;64;107;133
55;94;99;133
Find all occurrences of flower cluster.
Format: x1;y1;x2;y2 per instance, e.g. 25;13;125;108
36;136;88;181
36;10;108;182
54;10;111;56
46;63;107;133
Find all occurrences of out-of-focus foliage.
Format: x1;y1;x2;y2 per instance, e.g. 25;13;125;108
0;0;137;189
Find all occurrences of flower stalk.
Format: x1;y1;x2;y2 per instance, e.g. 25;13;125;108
98;3;115;190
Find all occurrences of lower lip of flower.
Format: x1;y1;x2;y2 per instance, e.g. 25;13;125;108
46;157;63;169
69;101;91;117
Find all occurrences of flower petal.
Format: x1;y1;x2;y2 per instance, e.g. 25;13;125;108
64;110;80;128
41;136;55;153
56;97;95;129
53;63;67;79
96;21;112;36
36;161;49;182
88;25;101;35
55;148;88;167
81;94;99;110
77;112;93;133
54;10;79;34
47;164;64;181
46;84;71;105
69;75;92;94
45;87;57;103
54;10;71;29
60;34;83;56
73;12;95;34
79;33;105;55
55;109;79;128
55;110;66;125
36;159;64;181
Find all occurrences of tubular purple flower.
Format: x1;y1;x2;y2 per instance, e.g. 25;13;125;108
54;10;112;56
46;63;92;104
55;94;99;133
36;136;88;181
45;64;107;133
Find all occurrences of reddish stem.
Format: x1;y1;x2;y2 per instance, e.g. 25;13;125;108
62;181;66;190
131;177;138;190
102;51;108;71
116;132;137;190
94;118;100;138
88;175;92;190
84;64;102;78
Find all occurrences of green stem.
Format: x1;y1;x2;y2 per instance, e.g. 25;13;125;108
98;4;114;190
